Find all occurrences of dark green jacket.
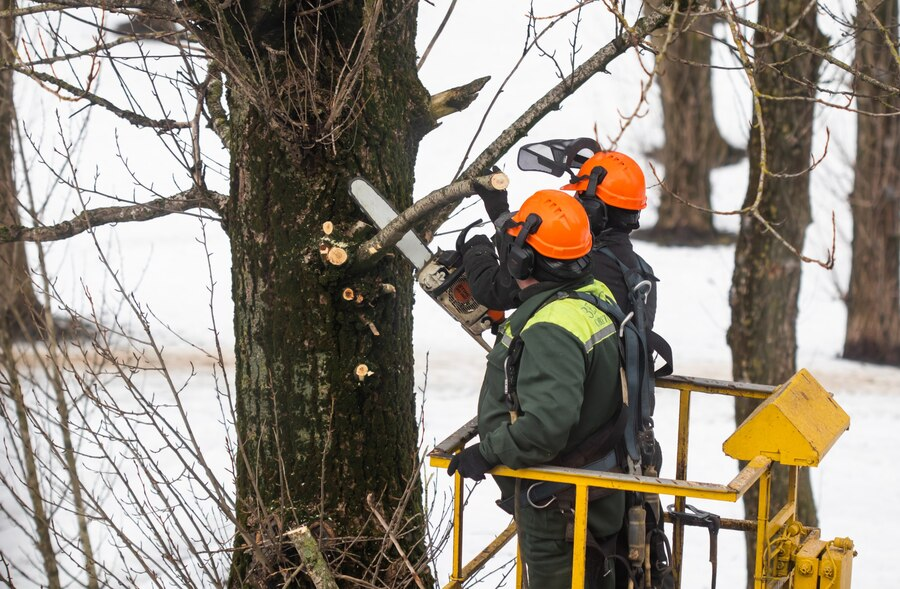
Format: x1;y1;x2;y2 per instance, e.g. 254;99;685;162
477;277;625;540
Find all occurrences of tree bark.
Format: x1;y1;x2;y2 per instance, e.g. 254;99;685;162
221;2;433;587
843;0;900;366
647;1;743;244
726;0;822;585
0;0;39;337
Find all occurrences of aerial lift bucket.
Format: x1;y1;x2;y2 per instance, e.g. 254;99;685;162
429;369;855;589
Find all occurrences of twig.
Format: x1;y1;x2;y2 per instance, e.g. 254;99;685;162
15;65;191;129
724;10;900;94
417;0;457;71
365;494;426;589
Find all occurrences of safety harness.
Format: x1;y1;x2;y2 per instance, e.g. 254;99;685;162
500;278;675;588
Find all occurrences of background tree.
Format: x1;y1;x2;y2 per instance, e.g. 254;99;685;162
843;0;900;366
0;0;40;338
726;0;824;583
646;0;744;244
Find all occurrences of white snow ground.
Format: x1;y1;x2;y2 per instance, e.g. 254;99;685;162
1;1;898;587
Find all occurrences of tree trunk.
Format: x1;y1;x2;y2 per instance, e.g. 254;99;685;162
222;3;433;587
647;1;743;244
843;0;900;366
726;0;822;585
0;0;39;337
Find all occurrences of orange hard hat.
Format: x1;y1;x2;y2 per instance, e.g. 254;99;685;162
507;189;592;260
560;151;647;210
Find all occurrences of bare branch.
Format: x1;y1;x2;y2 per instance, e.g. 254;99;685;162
30;0;188;20
15;65;191;130
0;2;64;17
0;188;226;243
421;3;673;237
429;76;490;120
417;0;457;71
11;30;188;68
354;172;508;268
725;10;900;95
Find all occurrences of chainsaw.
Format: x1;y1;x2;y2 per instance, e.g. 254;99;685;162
348;177;501;351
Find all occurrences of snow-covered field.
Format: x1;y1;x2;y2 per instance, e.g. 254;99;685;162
1;1;898;587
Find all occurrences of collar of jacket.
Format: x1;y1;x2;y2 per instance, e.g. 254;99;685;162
518;276;592;304
505;276;595;337
594;227;632;247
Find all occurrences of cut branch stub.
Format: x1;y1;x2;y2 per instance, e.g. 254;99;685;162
320;244;348;266
429;76;491;120
354;172;507;269
284;526;339;589
489;173;509;191
355;364;373;381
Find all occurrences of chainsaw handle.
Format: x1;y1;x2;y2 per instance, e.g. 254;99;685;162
455;218;484;253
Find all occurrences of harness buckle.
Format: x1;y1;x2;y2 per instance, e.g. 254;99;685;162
632;279;652;304
526;483;557;509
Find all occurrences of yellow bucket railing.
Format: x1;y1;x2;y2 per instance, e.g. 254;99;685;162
428;369;852;589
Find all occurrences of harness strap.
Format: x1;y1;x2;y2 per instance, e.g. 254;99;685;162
503;292;577;422
559;506;640;589
562;291;643;464
596;246;674;379
648;330;674;377
504;336;525;422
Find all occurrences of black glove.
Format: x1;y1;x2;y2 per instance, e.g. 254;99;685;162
475;167;510;223
447;443;495;481
459;234;493;257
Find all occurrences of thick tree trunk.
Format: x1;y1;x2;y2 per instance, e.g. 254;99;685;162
0;0;39;337
843;0;900;366
222;3;433;587
726;0;822;585
647;1;743;244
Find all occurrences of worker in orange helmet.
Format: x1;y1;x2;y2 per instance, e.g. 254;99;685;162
449;189;625;588
460;144;674;589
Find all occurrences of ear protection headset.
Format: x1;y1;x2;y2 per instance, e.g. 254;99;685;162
505;213;543;280
574;165;609;235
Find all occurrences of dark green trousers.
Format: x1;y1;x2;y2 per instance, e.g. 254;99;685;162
513;491;625;588
519;534;615;589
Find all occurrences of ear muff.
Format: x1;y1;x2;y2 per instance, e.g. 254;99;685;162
584;165;608;199
506;213;542;280
577;193;608;236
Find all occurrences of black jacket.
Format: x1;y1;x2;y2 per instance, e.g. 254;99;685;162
463;228;658;329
